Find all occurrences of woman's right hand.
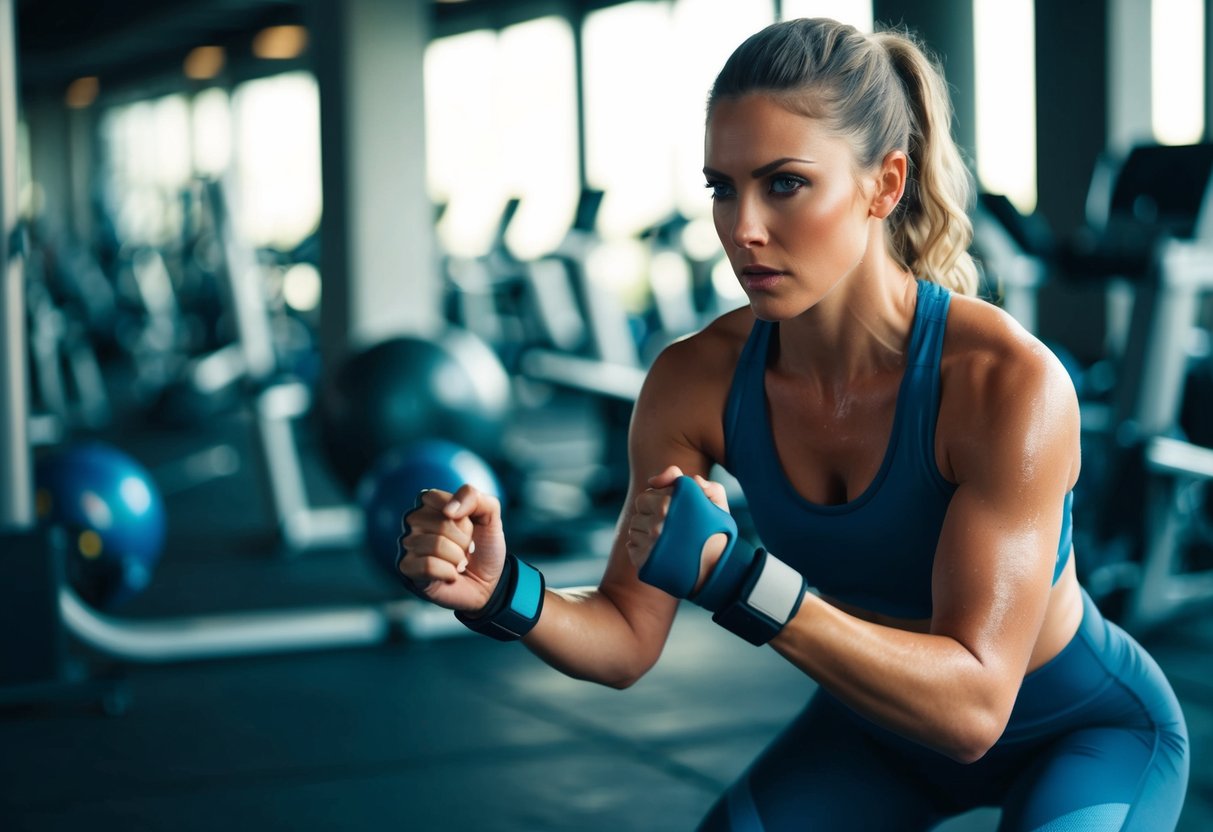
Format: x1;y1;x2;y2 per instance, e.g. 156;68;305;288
397;484;509;612
628;466;732;597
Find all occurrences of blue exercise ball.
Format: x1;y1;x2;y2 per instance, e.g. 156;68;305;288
35;441;167;610
357;439;503;585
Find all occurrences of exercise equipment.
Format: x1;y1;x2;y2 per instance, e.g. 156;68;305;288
34;441;166;609
196;176;512;555
319;331;512;490
0;167;403;687
971;191;1051;335
518;188;644;391
976;144;1213;633
636;211;706;363
1;0;128;713
358;439;502;584
23;222;112;431
144;180;320;428
0;2;620;705
441;197;533;365
436;189;655;520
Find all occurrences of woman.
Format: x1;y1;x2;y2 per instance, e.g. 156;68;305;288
400;18;1189;830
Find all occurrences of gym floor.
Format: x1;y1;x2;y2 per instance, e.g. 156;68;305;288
2;407;1212;831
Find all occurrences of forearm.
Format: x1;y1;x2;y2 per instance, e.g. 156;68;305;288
521;585;671;689
771;593;1010;762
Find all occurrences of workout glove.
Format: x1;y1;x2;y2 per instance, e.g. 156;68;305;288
639;476;806;644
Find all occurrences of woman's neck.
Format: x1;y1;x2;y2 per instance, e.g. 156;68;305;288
774;261;918;389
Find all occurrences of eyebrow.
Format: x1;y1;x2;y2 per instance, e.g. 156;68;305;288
702;157;816;181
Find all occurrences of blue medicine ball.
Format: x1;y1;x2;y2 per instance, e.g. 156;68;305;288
357;439;503;585
35;441;167;609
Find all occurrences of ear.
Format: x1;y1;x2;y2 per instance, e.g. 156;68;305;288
868;150;907;219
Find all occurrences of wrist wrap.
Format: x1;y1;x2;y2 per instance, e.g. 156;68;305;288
455;553;545;641
710;549;807;645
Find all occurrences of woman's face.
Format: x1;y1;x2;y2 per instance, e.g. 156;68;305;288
704;94;878;318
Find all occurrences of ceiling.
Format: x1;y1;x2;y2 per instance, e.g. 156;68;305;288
16;0;304;93
14;0;623;97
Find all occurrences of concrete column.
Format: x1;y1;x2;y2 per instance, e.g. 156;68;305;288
1034;0;1109;237
0;0;32;531
24;94;72;239
1206;0;1212;141
1032;0;1111;364
310;0;437;365
67;106;95;244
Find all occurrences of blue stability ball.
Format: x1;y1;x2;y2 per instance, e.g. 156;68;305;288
35;441;167;609
358;439;503;584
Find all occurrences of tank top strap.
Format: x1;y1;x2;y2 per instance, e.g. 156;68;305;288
907;279;951;370
897;279;953;489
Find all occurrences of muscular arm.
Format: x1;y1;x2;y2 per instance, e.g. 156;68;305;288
769;334;1081;762
519;329;737;688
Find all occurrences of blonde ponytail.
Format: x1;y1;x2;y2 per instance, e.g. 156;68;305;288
872;30;978;295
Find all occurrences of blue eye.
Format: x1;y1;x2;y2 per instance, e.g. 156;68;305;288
705;181;734;200
770;174;806;195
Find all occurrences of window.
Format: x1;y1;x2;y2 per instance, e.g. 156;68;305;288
99;95;191;245
425;17;578;259
779;0;872;31
231;71;321;249
584;0;776;238
1152;0;1205;145
99;74;320;250
974;0;1037;211
583;1;676;239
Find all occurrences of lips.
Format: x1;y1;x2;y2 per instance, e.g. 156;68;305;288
740;265;784;289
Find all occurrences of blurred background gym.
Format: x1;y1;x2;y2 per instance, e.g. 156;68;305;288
1;0;1212;829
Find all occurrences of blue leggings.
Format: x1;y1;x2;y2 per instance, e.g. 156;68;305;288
698;591;1189;831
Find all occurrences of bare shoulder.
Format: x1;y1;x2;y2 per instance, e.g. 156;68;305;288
645;305;752;384
941;294;1075;396
938;294;1081;486
633;305;754;464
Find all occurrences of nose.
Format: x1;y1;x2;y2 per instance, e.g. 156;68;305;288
728;196;768;249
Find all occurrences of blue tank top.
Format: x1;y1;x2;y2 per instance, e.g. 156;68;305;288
722;279;1073;618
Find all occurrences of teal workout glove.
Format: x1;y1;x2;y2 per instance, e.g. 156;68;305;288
638;475;806;645
639;476;739;599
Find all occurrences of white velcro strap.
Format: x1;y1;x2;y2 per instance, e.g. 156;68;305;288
746;554;804;625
